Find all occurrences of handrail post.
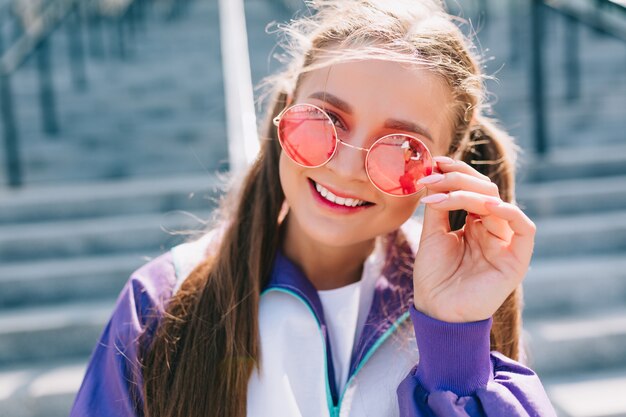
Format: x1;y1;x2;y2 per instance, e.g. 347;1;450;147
36;38;59;135
116;15;126;59
564;14;580;101
88;8;105;58
1;74;21;187
0;29;22;187
135;0;147;33
66;4;87;91
508;0;521;65
530;0;548;155
127;1;137;40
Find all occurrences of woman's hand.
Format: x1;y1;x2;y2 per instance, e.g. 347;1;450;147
412;156;536;323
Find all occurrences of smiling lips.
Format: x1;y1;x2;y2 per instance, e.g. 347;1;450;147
309;179;373;208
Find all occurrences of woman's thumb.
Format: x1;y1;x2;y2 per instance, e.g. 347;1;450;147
420;192;451;240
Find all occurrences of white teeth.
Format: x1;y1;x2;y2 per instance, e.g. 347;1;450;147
316;183;330;198
313;181;367;207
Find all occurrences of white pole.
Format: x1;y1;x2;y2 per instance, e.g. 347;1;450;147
218;0;260;175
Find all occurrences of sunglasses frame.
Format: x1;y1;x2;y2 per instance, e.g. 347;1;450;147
273;103;434;197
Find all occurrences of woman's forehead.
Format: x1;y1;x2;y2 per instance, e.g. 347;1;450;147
295;60;455;150
296;60;453;113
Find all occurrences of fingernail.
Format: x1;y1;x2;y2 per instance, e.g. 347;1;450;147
421;193;448;204
484;200;502;208
433;156;454;164
418;173;444;184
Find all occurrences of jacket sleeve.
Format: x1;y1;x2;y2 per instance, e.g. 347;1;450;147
396;304;557;416
70;254;175;417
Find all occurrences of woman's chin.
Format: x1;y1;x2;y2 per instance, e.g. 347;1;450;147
293;215;370;248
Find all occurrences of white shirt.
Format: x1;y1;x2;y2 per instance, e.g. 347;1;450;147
318;279;362;394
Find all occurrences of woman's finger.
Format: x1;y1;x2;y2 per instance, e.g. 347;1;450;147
420;190;453;239
480;214;514;243
467;217;518;275
433;156;492;183
418;170;500;198
483;201;536;266
420;190;502;216
464;214;491;260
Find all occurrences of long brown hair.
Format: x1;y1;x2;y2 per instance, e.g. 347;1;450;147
141;1;523;416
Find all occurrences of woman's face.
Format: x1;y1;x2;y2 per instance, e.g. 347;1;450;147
279;59;455;247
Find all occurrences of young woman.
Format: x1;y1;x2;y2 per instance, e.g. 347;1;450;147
71;0;557;416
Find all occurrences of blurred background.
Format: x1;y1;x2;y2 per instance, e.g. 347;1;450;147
0;0;625;415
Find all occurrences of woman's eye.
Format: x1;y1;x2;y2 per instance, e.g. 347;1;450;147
326;111;347;131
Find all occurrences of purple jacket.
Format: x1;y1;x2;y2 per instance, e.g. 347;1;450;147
70;226;556;416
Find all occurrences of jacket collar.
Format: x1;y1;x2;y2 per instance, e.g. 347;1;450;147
262;226;417;401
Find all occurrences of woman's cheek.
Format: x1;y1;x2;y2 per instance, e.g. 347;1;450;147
382;192;422;227
278;152;300;205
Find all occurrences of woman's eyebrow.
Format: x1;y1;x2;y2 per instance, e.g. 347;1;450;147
308;92;353;114
384;119;434;143
308;91;434;143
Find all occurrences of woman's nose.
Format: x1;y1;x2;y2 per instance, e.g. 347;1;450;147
326;134;370;182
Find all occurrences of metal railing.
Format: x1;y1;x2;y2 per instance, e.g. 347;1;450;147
0;0;150;188
529;0;626;155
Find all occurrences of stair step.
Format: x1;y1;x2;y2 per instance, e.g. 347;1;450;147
2;324;625;417
0;209;212;262
19;149;227;188
2;357;625;417
517;174;626;217
2;198;624;264
5;246;621;314
545;366;626;417
0;174;222;224
0;301;113;366
0;359;86;417
2;271;624;373
526;306;626;377
523;254;626;317
0;253;154;308
520;143;626;182
533;210;626;258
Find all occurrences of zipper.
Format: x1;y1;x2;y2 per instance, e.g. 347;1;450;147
261;287;411;417
335;311;411;412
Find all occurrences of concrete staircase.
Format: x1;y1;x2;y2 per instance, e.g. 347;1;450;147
0;174;222;417
1;0;625;416
520;151;626;417
1;0;229;186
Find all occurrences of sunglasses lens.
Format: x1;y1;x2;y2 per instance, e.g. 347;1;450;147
277;105;337;167
366;135;433;196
